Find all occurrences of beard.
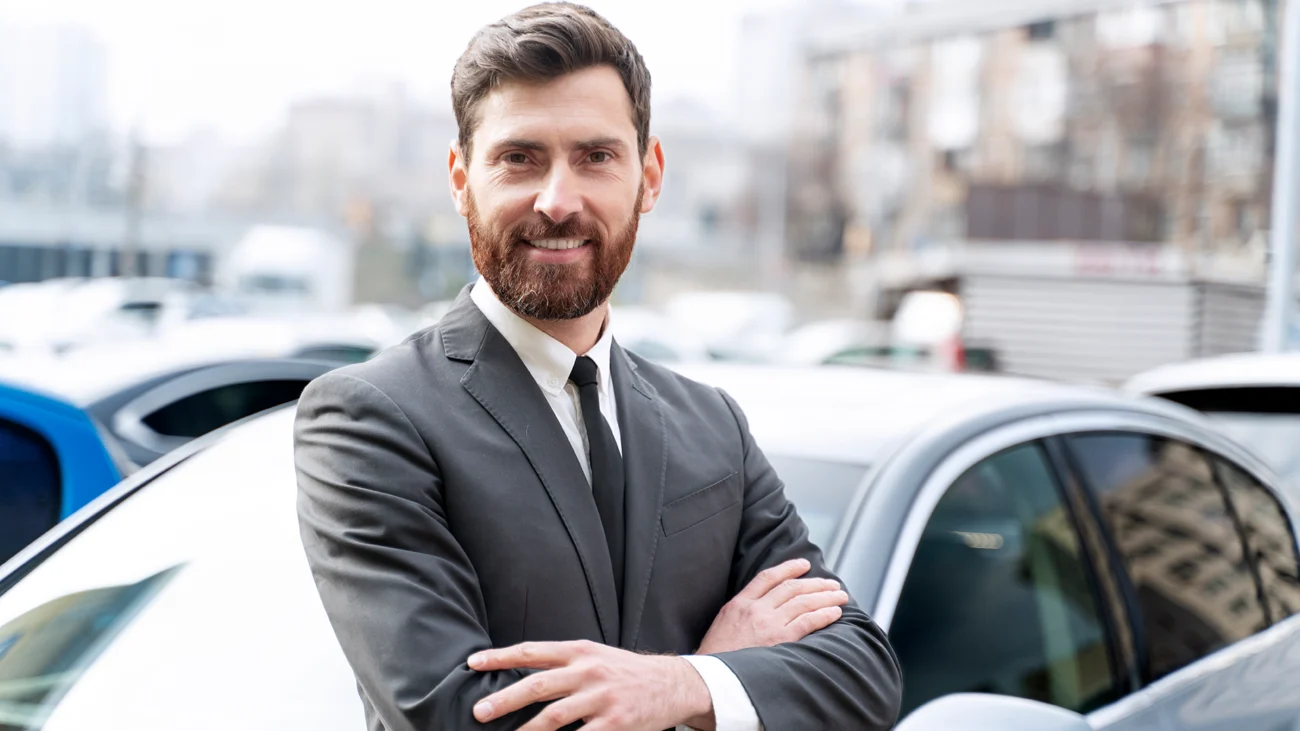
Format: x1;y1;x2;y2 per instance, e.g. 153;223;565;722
466;186;642;321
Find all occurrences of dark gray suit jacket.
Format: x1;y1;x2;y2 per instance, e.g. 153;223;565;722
295;287;902;730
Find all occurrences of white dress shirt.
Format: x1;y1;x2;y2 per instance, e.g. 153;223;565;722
471;281;762;731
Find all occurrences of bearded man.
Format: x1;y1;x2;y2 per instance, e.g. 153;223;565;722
293;4;901;730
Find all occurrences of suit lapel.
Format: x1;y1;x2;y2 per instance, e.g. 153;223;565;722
610;345;668;649
443;289;621;645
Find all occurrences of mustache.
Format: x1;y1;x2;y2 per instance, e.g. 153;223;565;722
509;217;603;243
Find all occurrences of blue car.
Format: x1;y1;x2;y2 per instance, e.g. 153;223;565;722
0;380;127;562
0;355;345;565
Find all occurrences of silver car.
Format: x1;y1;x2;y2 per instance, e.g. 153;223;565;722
0;365;1297;730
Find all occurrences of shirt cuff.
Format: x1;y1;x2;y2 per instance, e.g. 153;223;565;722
680;654;763;731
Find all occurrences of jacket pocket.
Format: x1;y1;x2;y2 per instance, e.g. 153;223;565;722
660;472;741;536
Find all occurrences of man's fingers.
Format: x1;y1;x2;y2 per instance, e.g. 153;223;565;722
474;668;582;723
736;558;811;601
762;577;842;609
779;590;849;623
516;692;603;731
786;605;843;639
468;640;591;672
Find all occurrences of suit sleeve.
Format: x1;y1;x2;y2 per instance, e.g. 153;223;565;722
710;388;903;730
294;372;542;731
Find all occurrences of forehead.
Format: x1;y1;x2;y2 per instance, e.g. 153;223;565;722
473;66;637;146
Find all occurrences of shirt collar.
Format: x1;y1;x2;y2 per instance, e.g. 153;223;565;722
470;278;615;396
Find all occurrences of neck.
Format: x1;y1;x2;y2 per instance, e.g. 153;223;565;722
524;302;609;355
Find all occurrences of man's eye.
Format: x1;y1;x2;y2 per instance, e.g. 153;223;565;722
504;153;530;164
588;151;611;163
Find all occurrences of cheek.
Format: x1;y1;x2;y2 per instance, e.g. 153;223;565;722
473;193;533;231
587;189;640;228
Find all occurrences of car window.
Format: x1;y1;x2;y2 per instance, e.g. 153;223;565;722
1069;434;1267;684
141;380;312;439
0;418;61;564
765;454;868;548
291;346;374;365
1214;458;1300;623
888;442;1120;717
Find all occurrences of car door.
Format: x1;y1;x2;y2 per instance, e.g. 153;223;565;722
1065;432;1300;731
881;439;1151;727
105;360;336;466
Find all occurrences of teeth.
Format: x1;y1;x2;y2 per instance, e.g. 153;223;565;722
527;238;586;250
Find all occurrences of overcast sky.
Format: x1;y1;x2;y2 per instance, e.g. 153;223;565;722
0;0;828;144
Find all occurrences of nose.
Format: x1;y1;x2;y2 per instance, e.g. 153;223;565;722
534;164;583;223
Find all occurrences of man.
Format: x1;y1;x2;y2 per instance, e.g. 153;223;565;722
295;4;902;730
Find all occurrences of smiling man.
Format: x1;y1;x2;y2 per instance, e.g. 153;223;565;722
294;4;901;730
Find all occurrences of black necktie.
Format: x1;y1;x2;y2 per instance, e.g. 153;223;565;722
569;356;625;603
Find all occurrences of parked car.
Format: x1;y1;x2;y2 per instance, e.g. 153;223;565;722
0;277;250;356
0;352;340;565
609;306;712;363
1126;352;1300;493
0;366;1297;729
0;381;130;564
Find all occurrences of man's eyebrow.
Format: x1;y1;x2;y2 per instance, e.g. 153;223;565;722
491;138;547;153
574;137;627;152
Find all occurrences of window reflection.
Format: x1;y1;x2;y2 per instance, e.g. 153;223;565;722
890;443;1118;717
0;566;179;731
1215;459;1300;622
1070;435;1265;682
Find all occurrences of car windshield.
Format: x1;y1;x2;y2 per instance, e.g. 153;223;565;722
766;455;869;547
0;409;867;730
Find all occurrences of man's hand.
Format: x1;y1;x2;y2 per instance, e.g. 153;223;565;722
468;640;711;730
696;558;848;655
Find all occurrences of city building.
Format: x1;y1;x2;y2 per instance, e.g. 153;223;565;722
0;22;108;151
788;0;1283;381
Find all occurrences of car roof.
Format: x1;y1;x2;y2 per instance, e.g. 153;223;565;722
0;377;88;423
0;316;378;405
670;363;1175;465
1125;352;1300;395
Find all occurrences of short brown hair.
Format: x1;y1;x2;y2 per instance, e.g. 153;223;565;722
451;3;652;160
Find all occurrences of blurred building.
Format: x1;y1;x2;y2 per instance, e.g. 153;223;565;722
0;23;114;209
789;0;1284;381
794;0;1276;261
214;85;455;229
0;23;108;151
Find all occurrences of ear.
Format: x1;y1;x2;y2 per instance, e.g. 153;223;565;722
449;140;470;216
639;135;665;214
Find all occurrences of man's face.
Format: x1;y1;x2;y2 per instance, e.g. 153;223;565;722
450;65;664;321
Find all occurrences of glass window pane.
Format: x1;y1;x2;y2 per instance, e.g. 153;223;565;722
0;418;61;564
141;380;311;439
889;443;1118;717
765;455;868;548
1070;434;1265;683
1215;459;1300;622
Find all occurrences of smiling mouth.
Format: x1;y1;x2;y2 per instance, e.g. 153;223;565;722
525;238;588;251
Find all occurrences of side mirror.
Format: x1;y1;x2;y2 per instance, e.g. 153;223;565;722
896;694;1090;731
